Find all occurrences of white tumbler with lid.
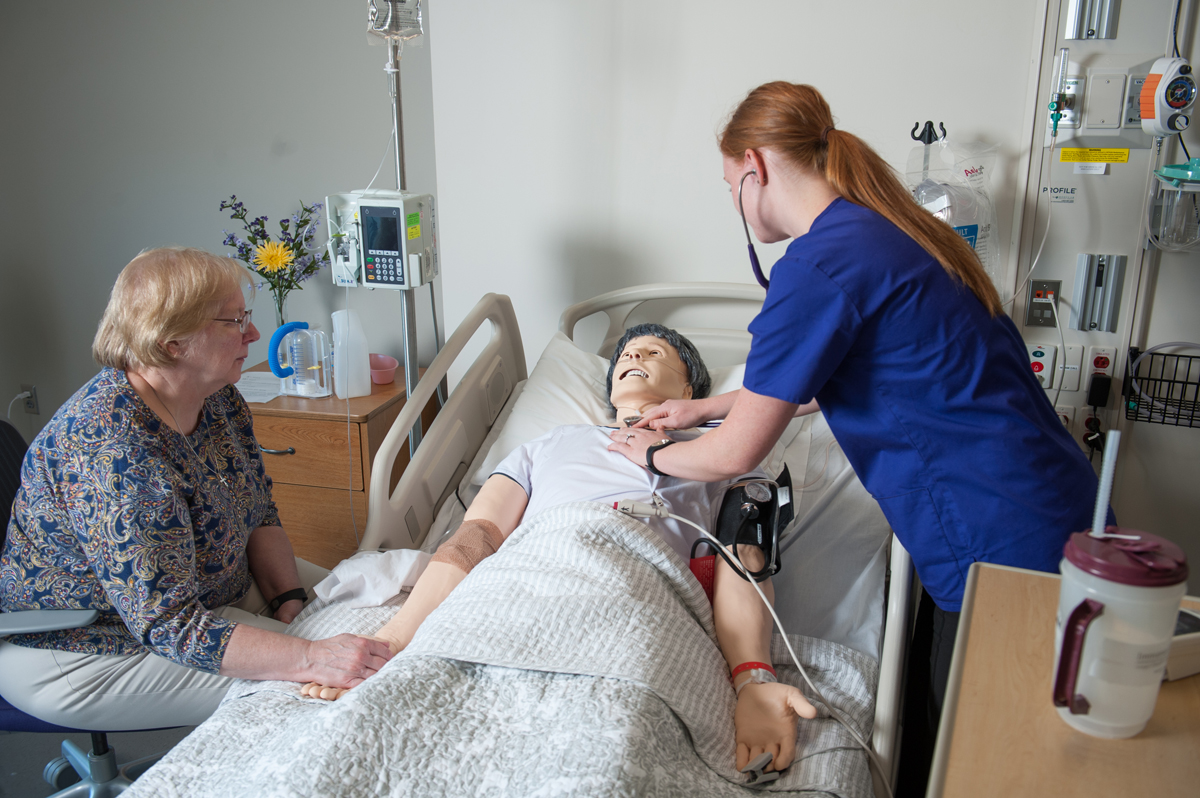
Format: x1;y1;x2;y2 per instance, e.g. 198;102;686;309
1053;527;1188;738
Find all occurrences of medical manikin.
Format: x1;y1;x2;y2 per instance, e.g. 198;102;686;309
302;324;816;775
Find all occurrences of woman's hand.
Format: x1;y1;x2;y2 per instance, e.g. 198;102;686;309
734;681;818;773
300;635;400;701
634;397;718;431
606;427;671;468
300;634;394;688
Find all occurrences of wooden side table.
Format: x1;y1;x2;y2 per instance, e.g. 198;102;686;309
244;362;437;569
929;562;1200;797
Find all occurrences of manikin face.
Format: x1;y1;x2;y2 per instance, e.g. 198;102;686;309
173;285;260;394
609;336;693;412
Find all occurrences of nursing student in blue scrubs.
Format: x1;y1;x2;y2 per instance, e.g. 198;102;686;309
607;82;1104;795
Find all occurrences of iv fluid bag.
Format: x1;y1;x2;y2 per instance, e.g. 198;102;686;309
368;0;423;43
906;140;1000;289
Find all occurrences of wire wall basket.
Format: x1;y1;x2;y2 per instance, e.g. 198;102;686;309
1123;347;1200;428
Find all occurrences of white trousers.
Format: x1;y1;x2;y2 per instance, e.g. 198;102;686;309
0;558;328;731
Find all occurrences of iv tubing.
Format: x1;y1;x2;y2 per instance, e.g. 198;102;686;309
615;500;893;798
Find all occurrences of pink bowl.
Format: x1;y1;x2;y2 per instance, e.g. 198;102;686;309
369;353;399;385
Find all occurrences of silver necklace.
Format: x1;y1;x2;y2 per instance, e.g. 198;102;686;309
144;380;230;488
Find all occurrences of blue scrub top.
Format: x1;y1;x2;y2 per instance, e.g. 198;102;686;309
744;198;1103;611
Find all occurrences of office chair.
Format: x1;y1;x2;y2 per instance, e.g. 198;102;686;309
0;417;170;795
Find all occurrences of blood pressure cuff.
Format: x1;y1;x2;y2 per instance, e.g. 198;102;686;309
690;465;792;591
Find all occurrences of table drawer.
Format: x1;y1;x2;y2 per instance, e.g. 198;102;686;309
255;416;363;491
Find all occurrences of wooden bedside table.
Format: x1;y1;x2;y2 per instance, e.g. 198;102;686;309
928;562;1200;797
243;362;437;569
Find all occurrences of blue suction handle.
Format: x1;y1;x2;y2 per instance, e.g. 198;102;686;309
268;321;309;377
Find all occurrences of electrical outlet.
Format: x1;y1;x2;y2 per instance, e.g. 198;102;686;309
1087;346;1117;377
1025;280;1062;328
19;384;38;415
1056;405;1076;430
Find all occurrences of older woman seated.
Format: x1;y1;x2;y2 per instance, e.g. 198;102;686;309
0;247;391;730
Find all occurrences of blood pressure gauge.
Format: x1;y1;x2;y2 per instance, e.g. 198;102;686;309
1141;57;1197;136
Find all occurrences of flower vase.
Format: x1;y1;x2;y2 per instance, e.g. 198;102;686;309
273;293;289;328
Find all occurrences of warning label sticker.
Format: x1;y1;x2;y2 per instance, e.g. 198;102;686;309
1059;148;1130;163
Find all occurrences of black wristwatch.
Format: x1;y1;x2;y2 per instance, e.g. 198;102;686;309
268;587;308;613
645;439;676;476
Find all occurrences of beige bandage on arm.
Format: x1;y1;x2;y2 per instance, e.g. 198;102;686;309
429;518;506;574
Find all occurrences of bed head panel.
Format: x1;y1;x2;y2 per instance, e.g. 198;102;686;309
560;282;764;366
360;293;527;552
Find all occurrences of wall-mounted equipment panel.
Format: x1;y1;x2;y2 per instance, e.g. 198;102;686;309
1064;0;1120;40
1070;254;1127;333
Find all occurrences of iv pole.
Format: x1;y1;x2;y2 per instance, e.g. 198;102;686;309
384;37;423;455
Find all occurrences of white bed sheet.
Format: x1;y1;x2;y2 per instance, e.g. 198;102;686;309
424;332;892;658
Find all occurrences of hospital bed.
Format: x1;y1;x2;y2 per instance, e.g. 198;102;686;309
127;284;914;798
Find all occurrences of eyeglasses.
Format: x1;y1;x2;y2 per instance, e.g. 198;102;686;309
212;309;253;333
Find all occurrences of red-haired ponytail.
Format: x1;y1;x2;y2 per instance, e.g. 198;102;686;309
720;82;1001;316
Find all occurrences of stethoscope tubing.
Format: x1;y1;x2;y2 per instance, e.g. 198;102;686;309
738;170;770;290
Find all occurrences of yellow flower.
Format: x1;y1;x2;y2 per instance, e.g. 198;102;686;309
253;241;295;274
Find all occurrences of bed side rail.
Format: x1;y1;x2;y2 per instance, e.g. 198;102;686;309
872;534;914;797
559;282;764;358
360;293;527;552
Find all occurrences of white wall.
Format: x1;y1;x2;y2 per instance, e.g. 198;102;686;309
0;0;441;441
430;0;1047;363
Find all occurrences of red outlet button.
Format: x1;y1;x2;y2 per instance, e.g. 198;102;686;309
1032;362;1044;372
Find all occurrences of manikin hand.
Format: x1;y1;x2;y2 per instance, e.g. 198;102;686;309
633;398;710;431
734;681;818;773
301;635;400;701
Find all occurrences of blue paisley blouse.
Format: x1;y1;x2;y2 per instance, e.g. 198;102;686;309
0;368;280;674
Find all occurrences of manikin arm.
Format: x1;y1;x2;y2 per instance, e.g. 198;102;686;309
301;475;528;700
374;475;527;653
714;547;817;773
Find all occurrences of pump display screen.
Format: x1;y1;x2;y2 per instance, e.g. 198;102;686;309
361;205;404;286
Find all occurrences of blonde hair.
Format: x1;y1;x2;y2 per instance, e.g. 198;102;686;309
720;82;1001;315
93;247;253;369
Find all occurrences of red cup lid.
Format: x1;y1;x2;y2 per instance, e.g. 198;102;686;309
1064;527;1188;587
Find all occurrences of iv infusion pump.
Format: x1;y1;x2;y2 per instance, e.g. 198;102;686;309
325;189;439;290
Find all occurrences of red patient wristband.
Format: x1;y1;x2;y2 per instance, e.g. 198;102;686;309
730;661;776;680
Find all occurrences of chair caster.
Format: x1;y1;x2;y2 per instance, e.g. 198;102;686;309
44;756;82;790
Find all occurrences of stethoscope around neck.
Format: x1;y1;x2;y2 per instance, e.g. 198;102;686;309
738;170;770;290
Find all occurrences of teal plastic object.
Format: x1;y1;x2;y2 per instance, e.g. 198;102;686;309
1155;157;1200;188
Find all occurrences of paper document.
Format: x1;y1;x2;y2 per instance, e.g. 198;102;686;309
236;372;282;404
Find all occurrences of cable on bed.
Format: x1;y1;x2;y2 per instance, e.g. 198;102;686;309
615;499;894;798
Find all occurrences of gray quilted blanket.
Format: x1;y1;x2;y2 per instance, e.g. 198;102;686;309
127;502;877;797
